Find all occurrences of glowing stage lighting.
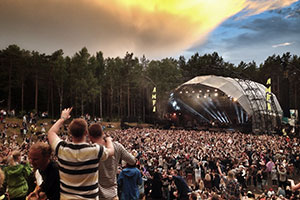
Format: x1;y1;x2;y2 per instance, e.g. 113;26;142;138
214;93;218;97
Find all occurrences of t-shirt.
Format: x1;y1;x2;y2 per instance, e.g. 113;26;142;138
51;138;108;200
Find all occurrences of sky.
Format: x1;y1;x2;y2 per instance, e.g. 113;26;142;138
0;0;299;65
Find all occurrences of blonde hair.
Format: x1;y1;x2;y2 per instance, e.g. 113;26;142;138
205;173;211;181
8;150;21;166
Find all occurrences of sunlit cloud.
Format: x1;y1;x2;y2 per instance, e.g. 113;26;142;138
0;0;298;58
239;0;298;17
272;42;293;48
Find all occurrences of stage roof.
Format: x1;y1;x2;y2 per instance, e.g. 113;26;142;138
176;75;282;116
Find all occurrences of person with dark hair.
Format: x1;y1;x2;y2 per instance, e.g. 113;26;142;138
149;171;163;200
47;108;114;199
26;142;60;200
169;170;191;200
117;163;142;200
88;123;135;200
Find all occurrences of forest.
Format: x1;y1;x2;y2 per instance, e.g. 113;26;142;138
0;44;299;122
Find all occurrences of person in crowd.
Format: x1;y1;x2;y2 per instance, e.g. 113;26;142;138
117;163;142;200
277;164;287;189
47;108;114;199
217;161;241;200
149;171;163;200
26;142;60;200
169;170;191;200
88;123;135;200
3;150;32;200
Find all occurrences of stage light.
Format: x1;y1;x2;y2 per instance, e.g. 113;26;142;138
207;89;210;92
192;90;195;93
185;91;189;93
233;98;237;102
214;89;218;92
204;95;207;98
172;101;177;107
199;90;202;93
214;93;218;97
179;91;182;94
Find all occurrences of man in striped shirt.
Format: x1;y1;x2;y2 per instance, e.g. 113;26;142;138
88;123;136;200
47;108;114;200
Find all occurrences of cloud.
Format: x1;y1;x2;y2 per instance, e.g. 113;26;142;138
272;42;293;48
0;0;298;59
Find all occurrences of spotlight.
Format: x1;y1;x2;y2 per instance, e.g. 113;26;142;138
214;93;218;97
179;91;182;94
207;89;210;92
233;98;237;102
185;91;189;93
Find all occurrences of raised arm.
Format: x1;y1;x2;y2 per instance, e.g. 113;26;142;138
289;179;300;191
47;108;72;145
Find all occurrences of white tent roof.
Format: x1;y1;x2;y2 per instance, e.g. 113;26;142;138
176;75;282;116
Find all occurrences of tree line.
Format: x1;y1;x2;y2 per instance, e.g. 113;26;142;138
0;44;299;122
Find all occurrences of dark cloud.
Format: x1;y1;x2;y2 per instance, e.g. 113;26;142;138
186;1;300;65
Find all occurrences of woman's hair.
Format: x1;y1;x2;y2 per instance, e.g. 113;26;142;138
205;173;211;181
8;150;21;165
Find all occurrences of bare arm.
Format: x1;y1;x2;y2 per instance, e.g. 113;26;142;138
289;179;300;191
47;108;72;145
217;162;224;177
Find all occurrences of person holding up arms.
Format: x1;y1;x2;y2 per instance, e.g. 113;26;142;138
47;108;114;200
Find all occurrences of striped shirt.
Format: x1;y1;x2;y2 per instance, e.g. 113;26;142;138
98;142;135;200
51;137;109;200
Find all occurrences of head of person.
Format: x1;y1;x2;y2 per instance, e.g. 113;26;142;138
88;123;105;144
68;118;88;139
29;142;51;171
8;150;21;165
227;170;235;180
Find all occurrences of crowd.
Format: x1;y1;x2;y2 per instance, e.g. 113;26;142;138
0;108;300;200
